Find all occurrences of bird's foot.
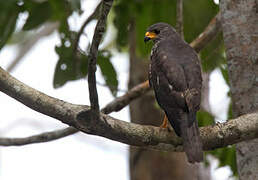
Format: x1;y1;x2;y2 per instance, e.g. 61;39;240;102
160;115;168;129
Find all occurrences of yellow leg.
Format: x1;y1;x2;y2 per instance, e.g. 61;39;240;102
160;115;168;128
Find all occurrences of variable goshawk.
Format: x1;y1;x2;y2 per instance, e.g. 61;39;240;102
144;22;203;163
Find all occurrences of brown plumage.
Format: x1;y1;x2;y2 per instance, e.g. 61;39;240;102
144;22;203;163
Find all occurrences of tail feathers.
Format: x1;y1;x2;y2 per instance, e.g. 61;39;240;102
181;113;203;163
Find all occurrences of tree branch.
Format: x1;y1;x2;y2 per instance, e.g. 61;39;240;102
190;12;221;53
73;2;102;54
102;81;150;114
0;12;222;146
87;0;113;113
7;22;59;72
176;0;184;38
1;66;258;151
0;78;149;146
0;127;77;146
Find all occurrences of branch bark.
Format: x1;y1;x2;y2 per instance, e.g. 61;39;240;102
176;0;184;38
87;0;113;112
0;66;258;151
0;127;77;146
73;2;102;54
0;78;149;146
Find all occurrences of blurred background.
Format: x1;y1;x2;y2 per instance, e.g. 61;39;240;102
0;0;235;179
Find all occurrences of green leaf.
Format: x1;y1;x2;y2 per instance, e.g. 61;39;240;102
197;111;215;127
23;1;52;30
53;30;88;88
0;1;20;50
98;51;118;96
220;64;230;86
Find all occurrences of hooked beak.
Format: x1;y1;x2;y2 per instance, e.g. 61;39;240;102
144;36;151;43
144;31;157;43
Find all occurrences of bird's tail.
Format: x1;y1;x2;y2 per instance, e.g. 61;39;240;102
180;112;203;163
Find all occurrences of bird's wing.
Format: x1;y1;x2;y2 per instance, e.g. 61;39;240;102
180;47;202;114
158;52;188;110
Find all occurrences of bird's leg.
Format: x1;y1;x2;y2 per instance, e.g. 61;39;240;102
160;115;168;128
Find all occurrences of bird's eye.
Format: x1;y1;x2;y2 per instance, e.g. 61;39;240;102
154;29;160;34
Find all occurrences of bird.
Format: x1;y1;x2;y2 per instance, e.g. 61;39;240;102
144;22;203;163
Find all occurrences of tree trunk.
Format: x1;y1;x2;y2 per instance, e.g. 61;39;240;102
128;21;202;180
220;0;258;179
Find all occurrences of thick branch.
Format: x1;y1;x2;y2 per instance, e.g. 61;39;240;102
87;0;113;112
0;67;258;151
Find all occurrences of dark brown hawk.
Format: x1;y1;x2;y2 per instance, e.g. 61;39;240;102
144;22;203;163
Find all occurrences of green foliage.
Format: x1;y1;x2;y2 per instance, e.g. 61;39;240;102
183;0;219;43
23;1;52;30
220;63;230;86
54;45;118;97
207;146;237;176
0;1;21;50
113;0;219;57
201;33;226;72
53;32;88;88
98;51;118;96
197;111;215;127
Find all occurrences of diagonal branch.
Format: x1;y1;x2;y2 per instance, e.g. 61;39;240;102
0;127;77;146
0;80;150;146
1;66;258;151
87;0;113;113
190;12;221;53
0;12;222;146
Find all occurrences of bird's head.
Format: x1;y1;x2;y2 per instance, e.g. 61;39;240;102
144;22;175;43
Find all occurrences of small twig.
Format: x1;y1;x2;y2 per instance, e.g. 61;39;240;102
88;0;113;113
73;2;102;54
96;81;127;92
0;127;77;146
102;81;150;114
7;22;58;72
176;0;184;39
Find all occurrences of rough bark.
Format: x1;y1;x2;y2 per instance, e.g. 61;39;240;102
220;0;258;179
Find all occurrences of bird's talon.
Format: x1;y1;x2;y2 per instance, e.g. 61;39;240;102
160;115;168;129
